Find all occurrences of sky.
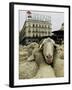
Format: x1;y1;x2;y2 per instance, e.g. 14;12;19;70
19;10;64;31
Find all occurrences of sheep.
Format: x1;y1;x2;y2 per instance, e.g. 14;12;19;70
19;42;39;79
19;45;29;63
39;37;56;64
27;42;39;56
53;44;64;77
19;38;56;79
27;42;39;49
28;47;55;78
19;61;38;79
19;42;39;63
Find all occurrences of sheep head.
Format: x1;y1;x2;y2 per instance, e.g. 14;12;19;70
27;48;39;62
39;38;55;64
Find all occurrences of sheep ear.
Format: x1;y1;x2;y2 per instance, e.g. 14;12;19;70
54;44;59;48
39;39;46;49
39;44;44;50
27;55;35;61
50;39;55;45
46;38;55;45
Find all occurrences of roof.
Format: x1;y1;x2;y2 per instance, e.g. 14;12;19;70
52;30;64;35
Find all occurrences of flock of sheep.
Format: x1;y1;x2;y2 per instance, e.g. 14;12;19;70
19;37;64;79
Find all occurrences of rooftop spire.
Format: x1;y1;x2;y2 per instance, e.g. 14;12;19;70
26;11;32;20
27;11;32;14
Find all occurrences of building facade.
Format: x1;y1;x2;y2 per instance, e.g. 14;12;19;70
19;11;52;44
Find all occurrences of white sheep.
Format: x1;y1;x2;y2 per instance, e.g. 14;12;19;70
19;43;39;79
27;42;39;56
39;37;56;64
19;38;56;79
53;44;64;77
19;61;38;79
19;45;29;63
28;47;55;78
27;42;39;49
19;42;39;63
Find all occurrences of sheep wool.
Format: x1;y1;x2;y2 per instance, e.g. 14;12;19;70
19;42;39;63
19;61;38;79
19;45;29;63
30;47;56;78
33;64;55;78
53;58;64;77
19;42;39;79
53;44;64;77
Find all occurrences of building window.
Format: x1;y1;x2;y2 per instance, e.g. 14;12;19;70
48;25;51;29
42;25;43;28
39;31;41;33
43;25;45;27
38;24;39;27
28;29;31;33
36;29;38;33
33;24;34;27
32;30;35;33
48;31;50;34
40;24;42;28
33;34;34;37
42;31;44;33
36;24;38;27
39;25;41;28
45;31;47;34
45;25;47;28
36;34;38;37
